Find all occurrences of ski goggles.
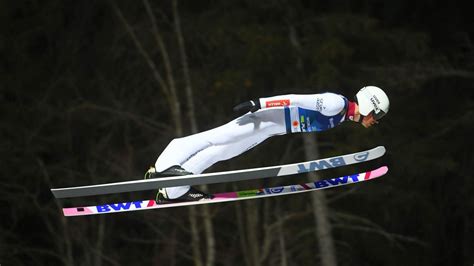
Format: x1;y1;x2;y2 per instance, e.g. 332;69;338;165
372;109;387;121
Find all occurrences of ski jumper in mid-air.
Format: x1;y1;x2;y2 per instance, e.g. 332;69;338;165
145;86;390;203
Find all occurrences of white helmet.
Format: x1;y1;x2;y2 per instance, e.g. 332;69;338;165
355;86;390;120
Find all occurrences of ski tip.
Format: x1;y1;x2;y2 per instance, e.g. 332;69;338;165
373;166;389;177
376;146;386;155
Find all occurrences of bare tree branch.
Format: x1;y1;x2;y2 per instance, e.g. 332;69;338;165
110;1;171;101
69;102;171;132
143;0;180;125
332;211;428;248
172;0;197;134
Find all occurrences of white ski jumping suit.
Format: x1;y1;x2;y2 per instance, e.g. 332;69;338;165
155;92;352;198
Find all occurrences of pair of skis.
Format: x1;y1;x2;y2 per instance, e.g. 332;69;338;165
52;146;388;216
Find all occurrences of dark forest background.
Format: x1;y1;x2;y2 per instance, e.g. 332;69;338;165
1;0;473;265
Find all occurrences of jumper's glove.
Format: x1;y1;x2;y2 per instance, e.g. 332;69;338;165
233;99;261;113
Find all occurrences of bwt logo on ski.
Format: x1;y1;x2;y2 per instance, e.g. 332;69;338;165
297;157;346;172
353;151;369;162
96;201;144;212
264;187;285;194
314;174;360;188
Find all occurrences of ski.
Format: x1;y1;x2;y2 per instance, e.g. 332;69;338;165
62;166;388;216
51;146;385;199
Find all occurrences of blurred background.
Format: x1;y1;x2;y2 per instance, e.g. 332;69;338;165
1;0;473;265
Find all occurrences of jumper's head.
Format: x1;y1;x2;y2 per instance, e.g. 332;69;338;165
355;86;390;128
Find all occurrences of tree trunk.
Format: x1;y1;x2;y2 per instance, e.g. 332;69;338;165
276;202;288;266
172;1;216;265
245;200;261;266
303;135;338;266
234;189;252;266
94;214;106;266
288;22;338;266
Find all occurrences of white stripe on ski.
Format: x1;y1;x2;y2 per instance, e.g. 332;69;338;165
52;146;385;199
62;166;388;216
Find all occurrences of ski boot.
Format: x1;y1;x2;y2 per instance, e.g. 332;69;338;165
156;186;214;204
144;165;193;179
144;165;214;203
